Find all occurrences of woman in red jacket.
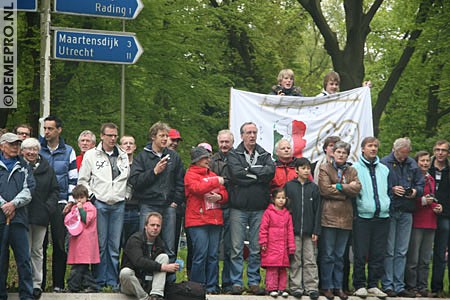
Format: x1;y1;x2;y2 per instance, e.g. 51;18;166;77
184;146;228;294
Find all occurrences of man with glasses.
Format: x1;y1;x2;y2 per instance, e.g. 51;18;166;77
13;124;32;140
227;122;275;295
430;140;450;296
78;123;130;291
40;115;78;292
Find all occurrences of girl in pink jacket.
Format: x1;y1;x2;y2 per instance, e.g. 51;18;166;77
259;188;295;298
64;185;100;292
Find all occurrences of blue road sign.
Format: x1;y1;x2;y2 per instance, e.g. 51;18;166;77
54;0;143;19
54;29;143;64
1;0;38;11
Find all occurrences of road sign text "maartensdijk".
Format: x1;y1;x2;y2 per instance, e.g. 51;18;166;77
54;29;143;64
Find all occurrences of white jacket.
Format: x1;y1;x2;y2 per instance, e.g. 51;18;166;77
78;143;129;205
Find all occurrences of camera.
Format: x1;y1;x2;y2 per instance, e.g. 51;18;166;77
404;187;413;197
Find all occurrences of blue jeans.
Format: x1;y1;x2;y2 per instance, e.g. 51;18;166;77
229;208;263;287
139;205;177;282
431;217;450;292
0;223;33;300
221;207;232;288
94;200;125;288
319;227;350;290
187;225;222;292
382;210;412;293
121;207;140;249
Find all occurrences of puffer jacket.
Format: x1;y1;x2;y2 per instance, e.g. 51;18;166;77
27;155;59;226
184;165;228;228
129;145;184;207
259;204;295;267
270;158;297;191
227;142;275;211
318;161;361;230
0;155;34;226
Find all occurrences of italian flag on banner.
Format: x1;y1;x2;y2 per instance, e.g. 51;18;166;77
229;87;374;163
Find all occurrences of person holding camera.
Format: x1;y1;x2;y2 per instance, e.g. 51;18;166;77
269;69;303;96
405;151;442;297
380;137;425;298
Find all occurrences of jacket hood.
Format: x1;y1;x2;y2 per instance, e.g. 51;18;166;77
188;164;211;176
267;203;289;215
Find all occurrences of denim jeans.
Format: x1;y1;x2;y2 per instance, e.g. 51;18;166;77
382;210;412;293
220;207;232;288
187;225;222;292
405;228;435;291
431;217;450;292
94;200;125;288
121;207;140;249
0;223;33;300
139;205;177;282
319;227;350;290
229;208;263;287
352;217;389;290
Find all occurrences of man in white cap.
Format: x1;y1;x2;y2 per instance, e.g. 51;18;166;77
0;133;34;300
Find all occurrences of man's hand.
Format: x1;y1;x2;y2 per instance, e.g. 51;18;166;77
154;156;169;175
160;263;179;273
1;202;16;218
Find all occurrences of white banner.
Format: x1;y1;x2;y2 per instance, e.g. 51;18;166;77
229;87;374;163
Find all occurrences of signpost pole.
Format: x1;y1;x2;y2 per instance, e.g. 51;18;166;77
39;0;51;136
120;20;125;137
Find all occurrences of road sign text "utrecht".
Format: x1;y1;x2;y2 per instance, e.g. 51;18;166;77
54;0;143;19
54;29;143;64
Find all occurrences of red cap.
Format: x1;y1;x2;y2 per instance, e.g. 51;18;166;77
168;129;183;141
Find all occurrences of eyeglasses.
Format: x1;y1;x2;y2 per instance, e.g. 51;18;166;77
434;148;449;153
17;132;30;136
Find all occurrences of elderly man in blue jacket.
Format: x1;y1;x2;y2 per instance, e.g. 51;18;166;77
0;133;35;300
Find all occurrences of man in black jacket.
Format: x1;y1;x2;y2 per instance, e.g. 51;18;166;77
227;122;275;295
120;212;179;300
128;121;184;282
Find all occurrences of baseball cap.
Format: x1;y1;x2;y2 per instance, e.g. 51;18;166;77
168;129;183;141
0;132;21;144
197;142;212;153
64;209;84;236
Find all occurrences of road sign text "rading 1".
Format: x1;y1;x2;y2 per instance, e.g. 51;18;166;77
54;0;143;19
53;29;143;64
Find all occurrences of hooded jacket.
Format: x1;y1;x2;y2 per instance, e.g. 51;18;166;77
227;142;275;211
184;165;228;228
129;145;184;207
259;204;295;267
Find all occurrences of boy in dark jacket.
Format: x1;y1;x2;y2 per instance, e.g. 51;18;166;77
285;158;321;300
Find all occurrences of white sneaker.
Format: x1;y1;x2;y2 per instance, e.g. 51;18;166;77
281;291;289;298
354;287;368;298
367;287;387;298
270;290;279;298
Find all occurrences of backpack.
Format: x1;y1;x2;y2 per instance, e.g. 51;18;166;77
164;281;206;300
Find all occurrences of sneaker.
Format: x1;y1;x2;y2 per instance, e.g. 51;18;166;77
269;290;279;298
368;287;387;298
33;288;42;299
291;289;303;298
231;285;243;295
83;287;99;293
397;289;416;298
281;290;290;298
53;287;66;293
248;285;266;295
383;289;397;297
309;290;320;300
354;287;368;298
